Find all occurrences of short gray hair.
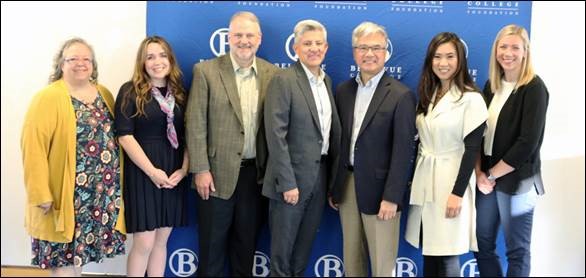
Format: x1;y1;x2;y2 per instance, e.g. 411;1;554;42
229;11;261;34
352;21;388;47
49;37;98;84
293;19;327;44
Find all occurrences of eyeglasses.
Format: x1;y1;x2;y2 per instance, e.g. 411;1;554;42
353;45;386;54
64;57;93;65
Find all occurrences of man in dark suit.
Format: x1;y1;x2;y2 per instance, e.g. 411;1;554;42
263;19;341;277
185;11;278;276
328;21;417;276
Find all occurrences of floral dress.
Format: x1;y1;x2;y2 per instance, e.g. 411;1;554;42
32;94;125;269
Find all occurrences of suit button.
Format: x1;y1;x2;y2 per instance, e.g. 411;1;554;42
354;147;358;151
315;160;320;163
318;140;323;144
237;152;241;156
240;130;244;134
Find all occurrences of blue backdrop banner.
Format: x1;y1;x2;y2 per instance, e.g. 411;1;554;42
146;1;532;276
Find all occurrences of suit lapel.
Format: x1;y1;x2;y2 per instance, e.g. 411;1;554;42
256;61;269;112
294;62;321;131
218;55;243;125
343;81;358;134
357;75;391;138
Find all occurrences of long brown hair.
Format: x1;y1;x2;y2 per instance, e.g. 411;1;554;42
121;36;185;117
416;32;478;115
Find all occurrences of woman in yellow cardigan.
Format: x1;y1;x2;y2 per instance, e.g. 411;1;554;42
20;38;125;276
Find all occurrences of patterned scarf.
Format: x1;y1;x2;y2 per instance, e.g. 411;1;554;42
151;86;179;149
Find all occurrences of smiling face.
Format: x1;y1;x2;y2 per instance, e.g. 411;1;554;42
496;34;526;81
144;42;170;87
432;41;458;88
294;29;328;75
228;16;262;67
353;32;387;81
61;42;93;85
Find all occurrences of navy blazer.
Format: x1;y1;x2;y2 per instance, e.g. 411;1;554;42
481;75;549;195
331;74;417;214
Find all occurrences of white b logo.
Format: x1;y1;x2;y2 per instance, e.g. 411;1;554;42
314;254;344;277
394;257;418;277
210;28;230;57
460;258;480;277
253;251;270;277
169;248;198;277
285;33;298;61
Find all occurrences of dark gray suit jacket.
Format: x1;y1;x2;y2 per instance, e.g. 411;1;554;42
331;74;417;214
263;62;341;202
186;54;278;200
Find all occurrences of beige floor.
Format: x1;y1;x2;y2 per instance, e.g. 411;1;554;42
1;265;49;277
1;265;125;277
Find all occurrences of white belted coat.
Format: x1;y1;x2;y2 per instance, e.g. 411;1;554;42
405;86;487;255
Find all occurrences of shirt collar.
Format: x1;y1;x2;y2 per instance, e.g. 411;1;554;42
230;53;257;75
355;69;385;89
300;62;325;84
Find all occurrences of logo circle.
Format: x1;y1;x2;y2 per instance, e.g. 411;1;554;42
314;254;344;277
285;33;298;61
386;38;394;62
460;38;469;58
169;248;198;277
210;28;230;57
394;257;418;277
460;258;479;277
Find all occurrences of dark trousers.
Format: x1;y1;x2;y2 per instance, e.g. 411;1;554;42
268;161;327;277
423;255;460;277
196;165;266;277
474;187;538;277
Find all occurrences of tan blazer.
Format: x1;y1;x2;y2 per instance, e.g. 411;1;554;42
186;54;278;200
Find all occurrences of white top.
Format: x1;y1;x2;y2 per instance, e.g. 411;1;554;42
300;62;332;155
350;69;385;165
484;80;515;156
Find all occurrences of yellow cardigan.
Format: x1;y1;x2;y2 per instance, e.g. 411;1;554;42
21;79;126;243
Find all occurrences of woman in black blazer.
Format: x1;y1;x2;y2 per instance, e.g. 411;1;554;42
474;24;549;277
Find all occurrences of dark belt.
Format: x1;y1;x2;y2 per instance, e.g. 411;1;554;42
320;155;328;163
240;158;256;168
346;164;354;171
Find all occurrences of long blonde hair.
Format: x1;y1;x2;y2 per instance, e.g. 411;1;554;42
488;24;535;92
121;36;185;117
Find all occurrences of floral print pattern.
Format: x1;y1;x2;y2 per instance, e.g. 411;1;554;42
32;95;125;269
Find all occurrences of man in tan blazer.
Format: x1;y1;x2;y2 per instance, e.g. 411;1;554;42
185;11;278;276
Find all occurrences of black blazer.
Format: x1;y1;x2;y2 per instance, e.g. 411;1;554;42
331;74;417;214
481;75;549;195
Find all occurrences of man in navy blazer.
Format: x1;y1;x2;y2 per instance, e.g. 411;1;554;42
328;22;417;276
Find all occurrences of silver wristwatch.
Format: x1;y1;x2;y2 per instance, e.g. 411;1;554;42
487;170;497;181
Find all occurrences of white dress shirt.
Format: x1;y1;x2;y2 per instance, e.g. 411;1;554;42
350;69;385;165
300;63;332;155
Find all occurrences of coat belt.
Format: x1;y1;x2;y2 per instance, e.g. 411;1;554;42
410;146;463;206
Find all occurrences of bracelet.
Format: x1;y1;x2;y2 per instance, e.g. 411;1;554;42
487;170;496;181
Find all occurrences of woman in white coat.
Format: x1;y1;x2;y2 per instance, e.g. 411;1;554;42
405;32;488;276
